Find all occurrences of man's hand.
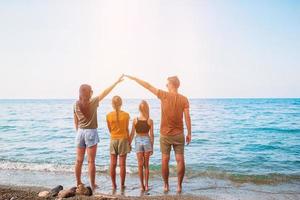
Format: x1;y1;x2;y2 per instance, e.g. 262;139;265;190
186;133;191;145
124;74;135;80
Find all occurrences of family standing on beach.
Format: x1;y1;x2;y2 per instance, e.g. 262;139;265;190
73;75;192;194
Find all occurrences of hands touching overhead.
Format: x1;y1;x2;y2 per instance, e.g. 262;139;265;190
97;74;124;102
116;74;125;84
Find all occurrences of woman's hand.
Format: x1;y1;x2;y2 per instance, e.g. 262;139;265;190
116;74;125;84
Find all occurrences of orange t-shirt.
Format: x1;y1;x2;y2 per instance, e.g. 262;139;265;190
106;111;130;139
157;90;189;136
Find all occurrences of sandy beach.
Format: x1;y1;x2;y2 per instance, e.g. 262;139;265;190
1;182;300;200
0;168;299;200
0;185;210;200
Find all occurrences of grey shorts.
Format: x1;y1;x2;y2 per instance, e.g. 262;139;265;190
76;128;99;148
135;136;152;153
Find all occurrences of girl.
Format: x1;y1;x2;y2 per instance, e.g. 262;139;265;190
106;96;131;190
73;75;123;190
129;100;154;191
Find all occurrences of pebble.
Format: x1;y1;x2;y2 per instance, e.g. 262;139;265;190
38;190;50;197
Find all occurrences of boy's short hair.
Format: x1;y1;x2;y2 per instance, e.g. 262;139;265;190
167;76;180;89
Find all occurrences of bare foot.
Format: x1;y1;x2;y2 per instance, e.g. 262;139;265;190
163;183;169;193
140;185;145;192
112;188;117;195
112;183;117;191
121;185;126;195
145;185;149;191
91;184;98;191
77;181;83;187
177;185;182;194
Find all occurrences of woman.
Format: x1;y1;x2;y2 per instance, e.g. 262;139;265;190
106;96;131;190
73;75;123;190
129;100;154;192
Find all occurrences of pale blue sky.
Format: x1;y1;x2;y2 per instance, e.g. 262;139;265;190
0;0;299;98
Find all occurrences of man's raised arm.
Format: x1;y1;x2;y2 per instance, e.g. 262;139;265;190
125;75;158;96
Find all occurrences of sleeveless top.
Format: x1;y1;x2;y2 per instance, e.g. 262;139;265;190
106;111;130;139
135;118;151;134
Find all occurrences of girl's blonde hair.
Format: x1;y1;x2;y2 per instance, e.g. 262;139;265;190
139;100;150;120
112;96;122;124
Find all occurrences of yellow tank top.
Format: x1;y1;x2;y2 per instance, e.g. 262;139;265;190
106;111;130;139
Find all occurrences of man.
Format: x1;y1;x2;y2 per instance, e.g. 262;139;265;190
125;75;192;193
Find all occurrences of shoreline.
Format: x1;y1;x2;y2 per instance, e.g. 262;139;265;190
1;169;300;200
0;185;211;200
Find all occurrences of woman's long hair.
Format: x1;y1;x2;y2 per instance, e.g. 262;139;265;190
77;84;92;119
112;96;122;125
139;100;150;120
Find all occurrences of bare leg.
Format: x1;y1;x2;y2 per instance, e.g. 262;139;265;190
175;153;185;193
87;144;98;190
110;154;117;190
161;153;170;192
75;147;85;186
144;152;151;191
119;154;127;188
136;152;145;191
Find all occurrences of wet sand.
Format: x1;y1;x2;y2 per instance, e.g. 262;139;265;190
0;185;211;200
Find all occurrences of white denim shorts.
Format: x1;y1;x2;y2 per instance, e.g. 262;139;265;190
135;136;152;153
76;128;99;148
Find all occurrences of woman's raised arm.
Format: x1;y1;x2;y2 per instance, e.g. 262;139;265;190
97;74;124;102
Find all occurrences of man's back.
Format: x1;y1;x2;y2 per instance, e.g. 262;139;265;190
157;89;189;136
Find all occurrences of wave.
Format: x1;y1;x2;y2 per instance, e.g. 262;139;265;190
0;125;16;130
188;171;300;185
240;143;280;152
0;160;75;173
248;127;300;134
1;161;299;185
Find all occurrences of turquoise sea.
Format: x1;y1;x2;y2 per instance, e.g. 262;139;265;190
0;98;299;198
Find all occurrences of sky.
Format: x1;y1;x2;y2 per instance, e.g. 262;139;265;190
0;0;299;99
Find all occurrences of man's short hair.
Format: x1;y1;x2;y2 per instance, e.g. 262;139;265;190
167;76;180;89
